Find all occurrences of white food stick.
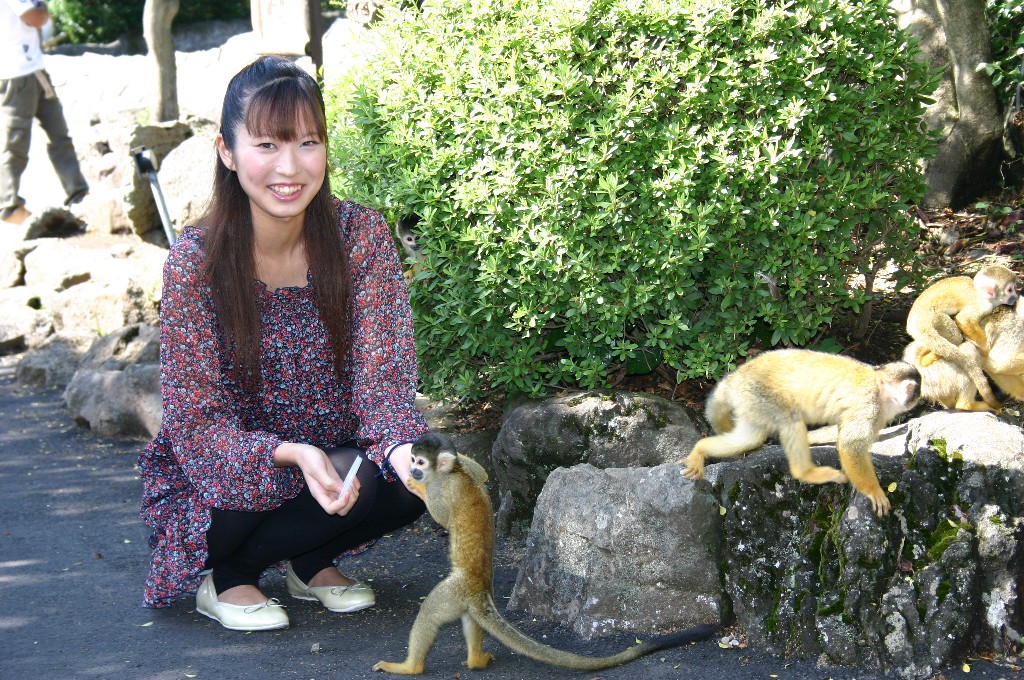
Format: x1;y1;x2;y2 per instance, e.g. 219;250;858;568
339;456;362;499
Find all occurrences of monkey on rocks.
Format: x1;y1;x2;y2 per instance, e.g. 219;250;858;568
907;298;1024;410
373;432;717;675
680;349;921;517
905;265;1019;409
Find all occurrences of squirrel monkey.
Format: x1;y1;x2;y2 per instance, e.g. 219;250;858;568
907;297;1024;410
395;214;425;285
680;349;921;517
373;433;716;675
906;265;1018;409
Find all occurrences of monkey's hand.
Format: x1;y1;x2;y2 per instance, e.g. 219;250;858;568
918;349;941;367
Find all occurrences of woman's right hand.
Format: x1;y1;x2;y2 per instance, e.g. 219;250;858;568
273;442;359;515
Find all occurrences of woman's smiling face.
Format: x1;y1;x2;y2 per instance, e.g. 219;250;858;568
217;115;327;231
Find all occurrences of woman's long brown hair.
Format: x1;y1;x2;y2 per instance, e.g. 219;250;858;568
198;56;350;395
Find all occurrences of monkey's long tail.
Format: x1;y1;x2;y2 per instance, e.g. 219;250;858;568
471;595;716;671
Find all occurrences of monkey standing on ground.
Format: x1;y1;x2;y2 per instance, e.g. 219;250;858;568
680;349;921;517
905;265;1018;409
373;433;716;675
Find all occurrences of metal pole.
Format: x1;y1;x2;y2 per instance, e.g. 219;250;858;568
131;146;176;247
147;172;176;246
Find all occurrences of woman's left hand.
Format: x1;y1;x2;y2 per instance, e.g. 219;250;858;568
386;442;423;500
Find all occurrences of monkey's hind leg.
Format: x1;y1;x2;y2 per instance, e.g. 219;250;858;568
462;614;495;669
681;421;769;480
779;418;848;486
373;579;464;675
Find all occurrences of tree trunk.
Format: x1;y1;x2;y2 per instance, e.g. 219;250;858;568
143;0;180;123
893;0;1002;209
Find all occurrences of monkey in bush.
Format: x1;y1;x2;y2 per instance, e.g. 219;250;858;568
680;349;921;517
907;297;1024;410
373;433;716;675
395;214;425;285
905;265;1018;409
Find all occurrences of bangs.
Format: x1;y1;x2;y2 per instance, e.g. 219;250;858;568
244;77;327;142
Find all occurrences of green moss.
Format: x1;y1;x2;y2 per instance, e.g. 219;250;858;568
936;580;952;604
926;520;968;562
766;589;782;633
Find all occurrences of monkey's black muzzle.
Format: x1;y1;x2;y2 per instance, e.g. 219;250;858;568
411;468;424;481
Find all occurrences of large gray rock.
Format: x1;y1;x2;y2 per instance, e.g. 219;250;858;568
63;363;162;439
157;129;217;236
700;411;1024;678
492;390;703;535
0;286;54;353
71;114;194;240
16;331;97;388
19;237;165;335
510;463;721;639
61;324;162;435
77;323;159;371
509;410;1024;678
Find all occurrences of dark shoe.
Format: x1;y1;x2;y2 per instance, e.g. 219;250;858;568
1;206;31;225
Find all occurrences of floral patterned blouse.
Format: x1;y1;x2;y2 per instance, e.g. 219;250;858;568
138;198;427;608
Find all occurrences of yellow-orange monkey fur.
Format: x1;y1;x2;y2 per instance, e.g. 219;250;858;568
906;265;1018;408
680;349;921;517
907;297;1024;411
374;432;716;674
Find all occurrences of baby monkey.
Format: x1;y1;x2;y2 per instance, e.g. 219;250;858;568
373;432;716;675
680;349;921;517
908;296;1024;410
906;265;1018;409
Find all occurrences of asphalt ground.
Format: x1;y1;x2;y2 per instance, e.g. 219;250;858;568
0;361;1016;680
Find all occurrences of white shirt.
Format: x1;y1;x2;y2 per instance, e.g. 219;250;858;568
1;0;45;80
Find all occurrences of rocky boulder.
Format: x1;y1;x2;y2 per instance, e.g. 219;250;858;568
157;128;217;236
491;390;703;535
16;332;97;388
64;363;161;439
510;463;721;639
509;410;1024;679
59;323;161;438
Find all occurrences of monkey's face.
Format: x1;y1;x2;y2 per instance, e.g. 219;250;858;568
997;279;1019;307
410;452;432;482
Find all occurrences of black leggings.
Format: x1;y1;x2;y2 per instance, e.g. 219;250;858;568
204;446;424;593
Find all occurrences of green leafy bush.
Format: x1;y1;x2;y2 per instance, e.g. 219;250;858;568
48;0;248;44
984;1;1024;109
328;0;938;400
